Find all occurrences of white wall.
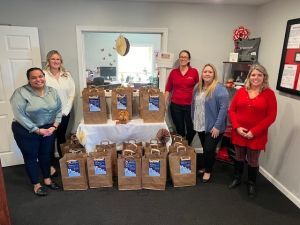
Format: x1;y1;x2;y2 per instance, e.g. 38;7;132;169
256;0;300;208
0;0;257;131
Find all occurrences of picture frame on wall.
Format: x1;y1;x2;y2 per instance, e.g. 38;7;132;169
276;18;300;96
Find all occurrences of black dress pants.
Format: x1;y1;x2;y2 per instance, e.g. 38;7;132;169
51;114;70;162
170;102;195;145
198;131;223;173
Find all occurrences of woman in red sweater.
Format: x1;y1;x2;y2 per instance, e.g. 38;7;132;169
165;50;199;144
228;64;277;197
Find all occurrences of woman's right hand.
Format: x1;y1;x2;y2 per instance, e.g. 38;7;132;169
237;127;248;138
38;128;54;137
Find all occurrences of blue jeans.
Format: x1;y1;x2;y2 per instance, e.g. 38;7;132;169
12;122;55;184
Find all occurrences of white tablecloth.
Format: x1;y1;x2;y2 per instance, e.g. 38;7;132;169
76;119;169;152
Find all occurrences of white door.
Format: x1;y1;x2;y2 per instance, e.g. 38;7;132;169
0;26;41;167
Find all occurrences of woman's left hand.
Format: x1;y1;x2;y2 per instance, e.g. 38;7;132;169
211;127;220;139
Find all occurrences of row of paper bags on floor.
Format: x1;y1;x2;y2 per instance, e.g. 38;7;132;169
82;86;165;124
59;145;196;191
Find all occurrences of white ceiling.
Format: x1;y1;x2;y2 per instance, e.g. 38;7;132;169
108;0;274;6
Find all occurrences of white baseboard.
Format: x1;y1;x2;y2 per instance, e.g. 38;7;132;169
259;166;300;209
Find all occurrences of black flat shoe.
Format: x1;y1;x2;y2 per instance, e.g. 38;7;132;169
34;186;47;196
202;177;211;183
248;182;256;198
45;182;60;190
228;178;241;189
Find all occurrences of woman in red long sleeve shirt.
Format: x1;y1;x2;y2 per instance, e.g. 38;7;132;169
228;64;277;198
165;50;199;144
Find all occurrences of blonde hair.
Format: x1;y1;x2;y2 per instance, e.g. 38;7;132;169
44;50;68;76
244;64;269;91
199;63;219;97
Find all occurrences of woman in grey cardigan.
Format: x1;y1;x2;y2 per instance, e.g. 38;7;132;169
191;63;229;182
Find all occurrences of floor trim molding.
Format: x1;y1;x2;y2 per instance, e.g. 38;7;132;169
260;166;300;209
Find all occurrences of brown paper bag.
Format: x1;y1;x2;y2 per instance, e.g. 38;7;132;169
168;142;185;154
87;151;113;188
168;146;196;187
59;153;88;190
138;86;150;118
140;88;165;123
117;150;142;190
123;141;143;157
82;86;107;124
171;134;189;146
145;138;166;148
144;142;167;155
96;141;117;177
60;143;86;157
142;149;167;190
111;87;133;120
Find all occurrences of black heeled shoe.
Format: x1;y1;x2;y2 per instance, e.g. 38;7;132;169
34;186;47;196
45;181;60;190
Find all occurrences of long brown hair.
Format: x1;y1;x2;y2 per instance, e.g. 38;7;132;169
244;64;269;91
198;63;219;97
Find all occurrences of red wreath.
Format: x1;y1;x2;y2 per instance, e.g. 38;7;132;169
233;26;250;50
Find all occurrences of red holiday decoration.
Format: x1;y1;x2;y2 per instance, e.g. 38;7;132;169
233;26;250;50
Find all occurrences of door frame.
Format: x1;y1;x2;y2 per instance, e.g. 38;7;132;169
76;26;168;92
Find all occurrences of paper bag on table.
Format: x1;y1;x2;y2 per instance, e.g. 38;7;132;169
111;87;133;120
140;88;165;123
82;86;107;124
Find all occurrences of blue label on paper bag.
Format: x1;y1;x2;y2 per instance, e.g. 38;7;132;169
180;158;191;174
67;160;81;177
149;95;159;111
89;96;101;112
124;159;136;177
149;160;160;176
117;94;127;110
94;159;106;175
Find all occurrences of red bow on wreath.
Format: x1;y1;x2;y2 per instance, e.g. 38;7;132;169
233;26;250;51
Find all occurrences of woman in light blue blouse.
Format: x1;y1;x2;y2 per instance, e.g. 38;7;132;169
191;64;229;182
10;67;62;196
